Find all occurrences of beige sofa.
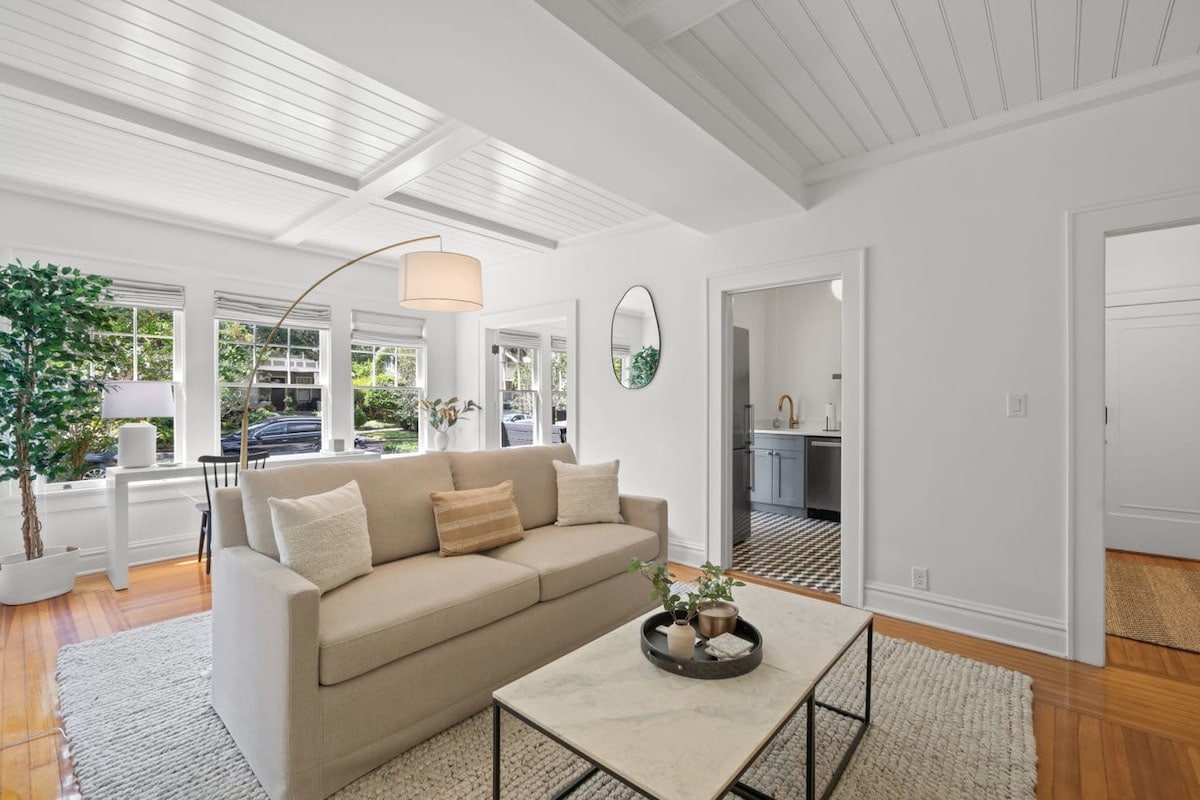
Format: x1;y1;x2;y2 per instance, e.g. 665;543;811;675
210;443;667;800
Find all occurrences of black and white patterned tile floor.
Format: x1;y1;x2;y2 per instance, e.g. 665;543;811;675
732;512;841;595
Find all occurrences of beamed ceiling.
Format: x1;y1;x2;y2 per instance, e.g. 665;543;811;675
0;0;655;267
1;0;1199;261
553;0;1200;183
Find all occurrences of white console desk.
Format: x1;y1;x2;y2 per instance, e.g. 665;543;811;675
104;450;380;590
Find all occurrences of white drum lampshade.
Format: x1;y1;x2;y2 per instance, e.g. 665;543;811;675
101;381;176;468
398;251;483;312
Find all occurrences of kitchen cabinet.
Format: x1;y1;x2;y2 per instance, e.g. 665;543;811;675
750;433;805;516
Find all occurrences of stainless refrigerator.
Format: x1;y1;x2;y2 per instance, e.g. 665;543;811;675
731;327;752;544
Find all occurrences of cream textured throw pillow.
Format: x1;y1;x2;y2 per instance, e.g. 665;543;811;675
268;480;373;594
430;480;525;556
553;459;624;526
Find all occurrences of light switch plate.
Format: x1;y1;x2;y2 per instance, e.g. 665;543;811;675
1006;393;1027;417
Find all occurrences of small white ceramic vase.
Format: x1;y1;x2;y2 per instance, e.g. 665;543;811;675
666;619;695;660
433;430;450;451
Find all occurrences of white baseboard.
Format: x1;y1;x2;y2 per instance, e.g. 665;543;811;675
668;538;706;567
75;532;198;576
864;580;1068;658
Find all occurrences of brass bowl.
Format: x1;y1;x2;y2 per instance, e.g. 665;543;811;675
697;602;739;639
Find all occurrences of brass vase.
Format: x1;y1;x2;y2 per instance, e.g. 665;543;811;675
697;602;739;639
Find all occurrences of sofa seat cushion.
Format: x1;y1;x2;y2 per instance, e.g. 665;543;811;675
487;523;659;602
318;552;539;686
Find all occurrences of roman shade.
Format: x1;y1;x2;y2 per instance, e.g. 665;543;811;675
214;290;332;329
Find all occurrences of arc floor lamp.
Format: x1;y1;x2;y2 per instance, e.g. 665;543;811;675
238;236;482;467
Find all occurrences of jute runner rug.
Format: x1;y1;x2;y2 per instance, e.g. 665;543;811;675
1106;559;1200;653
57;612;1035;799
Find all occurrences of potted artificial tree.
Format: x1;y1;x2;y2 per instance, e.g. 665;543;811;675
0;261;118;605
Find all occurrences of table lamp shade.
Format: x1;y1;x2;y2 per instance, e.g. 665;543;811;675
398;251;483;312
102;382;175;468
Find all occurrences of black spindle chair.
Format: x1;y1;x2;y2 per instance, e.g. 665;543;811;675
197;451;268;574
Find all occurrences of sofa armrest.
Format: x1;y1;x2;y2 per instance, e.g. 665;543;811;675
211;546;321;800
620;494;669;561
212;485;250;550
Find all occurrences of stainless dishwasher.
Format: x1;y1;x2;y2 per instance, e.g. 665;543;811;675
805;437;841;520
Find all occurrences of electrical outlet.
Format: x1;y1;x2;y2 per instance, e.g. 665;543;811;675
912;567;929;591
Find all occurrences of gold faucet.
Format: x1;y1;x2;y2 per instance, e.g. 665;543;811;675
778;394;798;429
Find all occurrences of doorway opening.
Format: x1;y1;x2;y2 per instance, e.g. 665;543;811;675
705;249;865;609
730;280;844;595
1068;188;1200;666
1102;222;1200;661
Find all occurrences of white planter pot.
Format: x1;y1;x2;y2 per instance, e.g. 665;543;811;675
0;546;80;605
433;430;450;451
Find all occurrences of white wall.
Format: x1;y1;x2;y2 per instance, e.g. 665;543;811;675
0;192;458;573
1107;222;1200;296
733;282;842;427
456;77;1200;656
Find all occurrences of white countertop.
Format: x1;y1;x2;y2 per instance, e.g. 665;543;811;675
754;426;842;438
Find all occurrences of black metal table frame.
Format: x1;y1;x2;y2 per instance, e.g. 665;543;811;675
492;620;873;800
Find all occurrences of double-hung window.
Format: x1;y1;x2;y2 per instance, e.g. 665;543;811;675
496;330;541;448
214;292;330;450
70;279;184;480
350;310;426;455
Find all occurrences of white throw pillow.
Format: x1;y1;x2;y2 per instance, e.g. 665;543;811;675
268;480;373;594
553;459;624;526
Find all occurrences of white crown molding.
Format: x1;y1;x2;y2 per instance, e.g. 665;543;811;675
805;54;1200;186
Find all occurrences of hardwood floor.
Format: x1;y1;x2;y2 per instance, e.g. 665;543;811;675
1;551;1197;798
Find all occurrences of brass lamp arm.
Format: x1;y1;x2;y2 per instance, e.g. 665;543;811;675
239;235;440;468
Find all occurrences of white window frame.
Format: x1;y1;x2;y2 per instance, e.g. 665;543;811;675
349;341;426;455
47;302;182;488
214;318;330;448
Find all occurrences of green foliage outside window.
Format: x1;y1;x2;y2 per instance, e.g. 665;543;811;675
351;344;421;454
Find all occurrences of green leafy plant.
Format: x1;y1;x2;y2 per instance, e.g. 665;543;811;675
420;397;480;432
628;558;746;623
694;560;745;607
628;558;699;622
0;261;121;560
629;345;660;389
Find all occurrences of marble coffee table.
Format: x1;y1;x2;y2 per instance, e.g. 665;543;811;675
492;583;873;800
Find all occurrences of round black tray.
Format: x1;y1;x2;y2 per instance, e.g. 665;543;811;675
639;611;763;679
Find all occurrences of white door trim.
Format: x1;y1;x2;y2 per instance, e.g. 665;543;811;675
1067;189;1200;666
705;249;866;608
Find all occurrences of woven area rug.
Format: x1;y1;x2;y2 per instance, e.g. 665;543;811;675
1106;559;1200;653
57;613;1035;799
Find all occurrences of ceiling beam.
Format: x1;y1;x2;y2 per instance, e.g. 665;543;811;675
0;63;556;254
273;122;491;245
384;193;558;251
211;0;803;232
624;0;742;48
0;64;356;192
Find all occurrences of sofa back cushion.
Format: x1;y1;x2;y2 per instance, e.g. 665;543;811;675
240;454;454;564
448;444;575;530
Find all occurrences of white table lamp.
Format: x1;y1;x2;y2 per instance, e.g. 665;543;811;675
102;381;176;468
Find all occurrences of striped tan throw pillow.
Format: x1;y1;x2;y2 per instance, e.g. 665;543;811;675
430;480;524;556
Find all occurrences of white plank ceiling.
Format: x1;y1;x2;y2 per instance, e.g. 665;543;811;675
0;0;653;266
578;0;1200;183
1;0;1197;252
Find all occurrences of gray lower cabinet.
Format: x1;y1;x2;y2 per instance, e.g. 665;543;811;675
750;434;805;516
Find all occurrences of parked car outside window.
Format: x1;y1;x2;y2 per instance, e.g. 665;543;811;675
221;415;323;455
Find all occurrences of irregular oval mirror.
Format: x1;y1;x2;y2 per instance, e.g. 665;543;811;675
611;285;661;389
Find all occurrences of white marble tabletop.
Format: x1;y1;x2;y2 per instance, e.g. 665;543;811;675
493;583;872;800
